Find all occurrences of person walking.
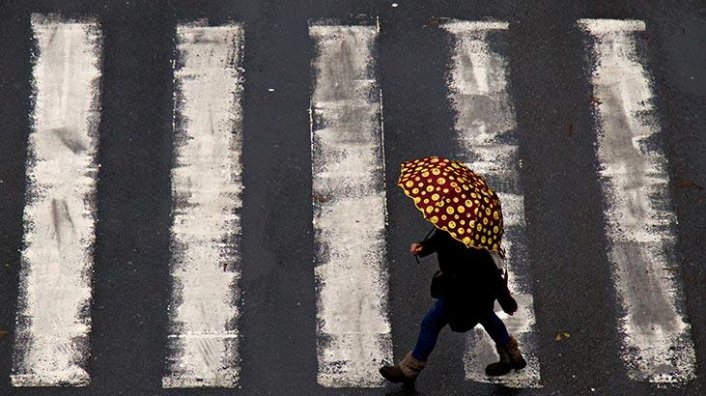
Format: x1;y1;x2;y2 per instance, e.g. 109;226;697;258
379;228;526;386
381;155;527;387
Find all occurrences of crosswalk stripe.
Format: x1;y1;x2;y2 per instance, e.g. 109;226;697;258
309;21;393;388
11;14;102;387
441;20;542;388
161;22;245;388
578;19;697;384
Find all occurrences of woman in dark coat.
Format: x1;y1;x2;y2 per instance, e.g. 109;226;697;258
379;229;527;386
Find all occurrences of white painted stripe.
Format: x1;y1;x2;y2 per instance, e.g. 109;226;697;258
578;19;645;33
580;19;696;384
162;23;245;389
167;334;240;339
443;20;510;32
442;20;541;388
11;14;102;387
309;22;392;388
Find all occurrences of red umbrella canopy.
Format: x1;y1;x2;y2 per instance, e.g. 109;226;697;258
397;156;504;252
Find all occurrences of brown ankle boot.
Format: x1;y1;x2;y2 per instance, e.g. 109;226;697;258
485;342;511;376
506;336;527;370
379;352;426;385
485;337;526;376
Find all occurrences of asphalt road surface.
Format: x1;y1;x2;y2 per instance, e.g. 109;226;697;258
0;1;705;395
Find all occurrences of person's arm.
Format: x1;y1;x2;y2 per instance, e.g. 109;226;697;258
410;229;442;258
490;262;517;315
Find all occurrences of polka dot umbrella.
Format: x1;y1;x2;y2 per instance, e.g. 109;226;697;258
397;156;504;253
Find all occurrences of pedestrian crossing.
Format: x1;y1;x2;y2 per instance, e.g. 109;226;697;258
5;13;699;390
441;20;541;388
310;21;392;388
11;15;101;387
163;22;245;388
579;19;696;384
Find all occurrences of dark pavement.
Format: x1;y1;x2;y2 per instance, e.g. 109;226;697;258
0;0;704;394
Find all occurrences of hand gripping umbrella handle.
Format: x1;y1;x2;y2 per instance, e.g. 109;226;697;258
415;227;436;265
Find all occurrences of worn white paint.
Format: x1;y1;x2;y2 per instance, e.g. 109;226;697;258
309;22;392;388
442;20;541;388
579;18;696;385
162;23;245;388
11;15;102;387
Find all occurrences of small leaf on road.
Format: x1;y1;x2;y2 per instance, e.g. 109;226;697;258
555;331;571;341
0;329;8;341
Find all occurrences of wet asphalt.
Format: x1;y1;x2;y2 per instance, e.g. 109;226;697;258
0;1;705;395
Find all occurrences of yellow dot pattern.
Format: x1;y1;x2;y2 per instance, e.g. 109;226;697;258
397;155;503;252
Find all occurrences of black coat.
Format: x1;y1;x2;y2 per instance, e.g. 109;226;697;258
419;229;506;332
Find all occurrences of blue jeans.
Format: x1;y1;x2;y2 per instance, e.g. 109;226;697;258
411;298;510;361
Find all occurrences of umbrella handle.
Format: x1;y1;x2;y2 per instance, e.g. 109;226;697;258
422;227;435;243
414;227;434;265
